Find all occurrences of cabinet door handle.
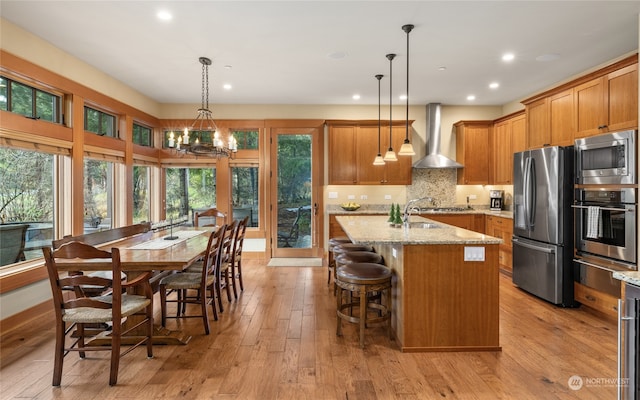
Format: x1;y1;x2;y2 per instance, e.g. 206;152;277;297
598;124;608;129
585;294;596;302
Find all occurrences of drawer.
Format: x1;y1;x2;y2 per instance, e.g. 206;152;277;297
574;282;619;317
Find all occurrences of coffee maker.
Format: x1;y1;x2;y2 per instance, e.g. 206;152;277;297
489;190;504;211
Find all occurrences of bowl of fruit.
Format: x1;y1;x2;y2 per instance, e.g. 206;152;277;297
340;202;361;211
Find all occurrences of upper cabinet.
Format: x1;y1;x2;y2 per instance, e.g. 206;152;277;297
455;120;491;185
575;63;638;137
491;111;525;185
523;55;637;148
328;120;413;185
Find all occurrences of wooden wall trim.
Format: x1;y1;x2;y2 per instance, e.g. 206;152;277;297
0;264;47;294
0;300;51;336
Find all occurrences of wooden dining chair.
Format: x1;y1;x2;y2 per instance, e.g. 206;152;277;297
42;241;154;386
217;219;238;311
159;224;226;334
194;208;227;227
229;216;249;297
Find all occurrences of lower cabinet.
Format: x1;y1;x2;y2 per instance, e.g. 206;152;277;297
422;213;485;233
485;215;514;274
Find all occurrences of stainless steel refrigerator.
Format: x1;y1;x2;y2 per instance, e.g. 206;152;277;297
512;146;576;306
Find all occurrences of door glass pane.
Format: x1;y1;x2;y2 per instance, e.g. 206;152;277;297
277;134;311;249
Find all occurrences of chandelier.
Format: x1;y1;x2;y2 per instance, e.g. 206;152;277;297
167;57;237;157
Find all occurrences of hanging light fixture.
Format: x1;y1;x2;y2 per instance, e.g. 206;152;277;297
167;57;237;157
373;74;385;166
383;53;398;162
398;24;416;156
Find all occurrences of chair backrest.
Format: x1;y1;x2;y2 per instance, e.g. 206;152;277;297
220;219;239;263
194;208;227;228
232;216;249;262
43;242;123;322
201;224;227;281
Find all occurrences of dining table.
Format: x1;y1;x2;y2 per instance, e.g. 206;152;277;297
53;226;214;345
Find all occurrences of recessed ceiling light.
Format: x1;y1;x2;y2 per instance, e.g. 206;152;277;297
399;94;407;101
157;10;172;21
502;53;515;62
223;84;232;90
224;65;233;70
328;52;347;60
352;94;361;100
489;82;499;89
438;66;447;71
467;95;476;101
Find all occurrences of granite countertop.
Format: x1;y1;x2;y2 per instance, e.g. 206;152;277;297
335;215;502;245
328;205;513;220
613;271;640;286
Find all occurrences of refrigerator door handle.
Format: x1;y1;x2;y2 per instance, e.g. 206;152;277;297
528;157;536;228
512;238;555;254
523;157;531;228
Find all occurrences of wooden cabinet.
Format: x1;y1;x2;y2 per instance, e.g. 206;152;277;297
423;213;485;234
485;215;513;274
574;282;619;318
454;120;491;185
575;63;638;138
328;121;412;185
491;112;525;185
525;88;574;149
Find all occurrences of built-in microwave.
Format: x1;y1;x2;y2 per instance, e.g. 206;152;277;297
575;130;636;185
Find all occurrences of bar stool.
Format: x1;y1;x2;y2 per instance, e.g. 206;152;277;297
331;243;374;293
328;237;352;284
336;262;392;348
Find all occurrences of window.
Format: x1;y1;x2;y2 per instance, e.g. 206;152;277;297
84;106;116;137
84;159;113;233
132;123;152;147
0;76;61;123
231;166;259;227
133;165;150;224
231;129;259;150
165;168;217;223
0;147;55;266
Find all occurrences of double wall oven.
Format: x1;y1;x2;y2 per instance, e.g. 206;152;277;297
573;129;637;281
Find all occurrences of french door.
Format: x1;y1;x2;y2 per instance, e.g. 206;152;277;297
269;123;323;258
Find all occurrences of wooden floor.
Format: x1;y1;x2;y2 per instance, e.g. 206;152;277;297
1;259;618;399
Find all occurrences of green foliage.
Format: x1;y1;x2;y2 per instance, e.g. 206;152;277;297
277;134;311;205
0;148;54;223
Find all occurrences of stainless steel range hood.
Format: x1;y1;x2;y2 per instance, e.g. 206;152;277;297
413;103;463;168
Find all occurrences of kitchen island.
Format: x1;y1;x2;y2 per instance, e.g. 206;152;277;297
336;215;502;352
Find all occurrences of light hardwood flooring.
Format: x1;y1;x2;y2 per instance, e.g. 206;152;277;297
0;260;618;399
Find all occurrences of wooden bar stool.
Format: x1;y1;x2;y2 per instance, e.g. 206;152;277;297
335;262;392;348
330;243;374;293
328;237;352;284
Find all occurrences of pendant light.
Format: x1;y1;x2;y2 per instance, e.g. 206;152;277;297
383;53;398;162
373;74;385;166
398;24;416;156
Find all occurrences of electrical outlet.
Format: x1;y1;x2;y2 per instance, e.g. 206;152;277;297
469;194;477;200
360;195;367;200
347;195;356;200
328;191;338;199
384;195;392;200
464;246;485;261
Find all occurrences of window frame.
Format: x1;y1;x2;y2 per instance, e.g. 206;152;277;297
0;75;62;123
84;105;117;137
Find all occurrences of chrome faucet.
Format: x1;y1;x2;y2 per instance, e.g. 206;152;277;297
403;197;434;225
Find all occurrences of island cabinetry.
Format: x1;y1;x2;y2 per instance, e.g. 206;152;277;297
376;243;500;352
454;120;491;185
327;120;413;185
422;213;485;233
485;215;513;274
491;111;525;184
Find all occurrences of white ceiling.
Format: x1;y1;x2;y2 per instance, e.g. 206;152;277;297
1;1;639;107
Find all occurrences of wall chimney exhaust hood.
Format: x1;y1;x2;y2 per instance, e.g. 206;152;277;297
413;103;463;169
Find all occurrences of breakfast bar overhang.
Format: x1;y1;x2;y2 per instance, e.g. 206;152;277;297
336;215;502;352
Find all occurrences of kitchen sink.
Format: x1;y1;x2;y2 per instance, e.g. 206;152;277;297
405;222;441;229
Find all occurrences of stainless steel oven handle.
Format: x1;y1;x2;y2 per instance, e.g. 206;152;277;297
512;238;554;254
571;204;633;212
